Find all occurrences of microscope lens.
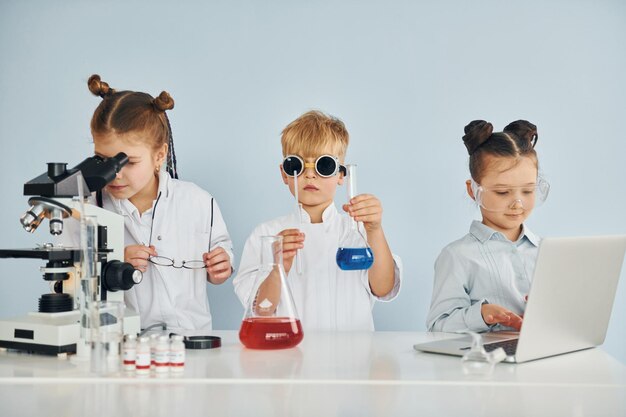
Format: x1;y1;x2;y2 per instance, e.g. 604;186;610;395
20;204;45;232
49;208;64;235
49;219;63;235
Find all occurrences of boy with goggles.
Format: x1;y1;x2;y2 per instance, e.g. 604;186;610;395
233;110;402;331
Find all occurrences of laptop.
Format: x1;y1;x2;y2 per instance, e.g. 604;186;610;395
414;235;626;363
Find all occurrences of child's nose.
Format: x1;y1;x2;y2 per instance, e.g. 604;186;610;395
509;199;524;209
303;165;316;178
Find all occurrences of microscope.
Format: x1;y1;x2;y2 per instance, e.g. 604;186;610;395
0;153;142;355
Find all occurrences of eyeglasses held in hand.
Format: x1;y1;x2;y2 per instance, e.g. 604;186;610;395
148;256;206;269
146;193;214;270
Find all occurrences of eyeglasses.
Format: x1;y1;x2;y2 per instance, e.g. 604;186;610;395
148;256;206;269
471;177;550;212
146;193;214;270
282;154;347;178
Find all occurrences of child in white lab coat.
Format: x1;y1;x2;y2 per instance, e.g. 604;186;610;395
86;74;234;332
233;110;402;330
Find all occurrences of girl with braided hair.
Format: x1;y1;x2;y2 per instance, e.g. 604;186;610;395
427;119;550;333
87;74;233;332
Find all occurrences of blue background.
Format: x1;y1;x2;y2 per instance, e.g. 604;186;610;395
1;0;625;361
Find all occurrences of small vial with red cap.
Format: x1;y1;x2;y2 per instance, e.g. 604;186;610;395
155;335;170;373
169;335;185;372
135;336;151;375
122;334;137;371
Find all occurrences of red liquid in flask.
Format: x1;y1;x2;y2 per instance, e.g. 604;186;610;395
239;317;303;349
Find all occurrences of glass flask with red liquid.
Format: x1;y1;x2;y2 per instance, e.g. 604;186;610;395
239;235;303;350
336;164;374;271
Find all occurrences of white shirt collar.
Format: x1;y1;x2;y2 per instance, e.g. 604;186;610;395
470;220;539;247
299;202;338;224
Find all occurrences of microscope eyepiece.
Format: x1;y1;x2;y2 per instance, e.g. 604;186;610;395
47;163;68;179
24;152;129;197
71;152;129;192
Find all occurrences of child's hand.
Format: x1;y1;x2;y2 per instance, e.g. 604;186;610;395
343;194;383;232
203;247;232;283
481;303;523;330
277;228;305;274
125;245;157;272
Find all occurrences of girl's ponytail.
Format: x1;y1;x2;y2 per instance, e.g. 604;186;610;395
462;120;493;155
88;74;114;98
152;91;174;112
504;120;538;149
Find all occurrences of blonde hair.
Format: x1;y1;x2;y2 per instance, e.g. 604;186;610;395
281;110;349;161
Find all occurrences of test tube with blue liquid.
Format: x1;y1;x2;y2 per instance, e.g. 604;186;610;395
336;164;374;270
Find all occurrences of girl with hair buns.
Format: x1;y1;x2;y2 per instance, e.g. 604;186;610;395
86;74;234;332
426;119;550;332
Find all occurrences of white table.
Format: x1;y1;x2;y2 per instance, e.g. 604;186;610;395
0;331;624;417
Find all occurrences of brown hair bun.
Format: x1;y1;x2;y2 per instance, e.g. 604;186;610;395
462;120;493;155
87;74;113;98
153;91;175;112
504;120;538;148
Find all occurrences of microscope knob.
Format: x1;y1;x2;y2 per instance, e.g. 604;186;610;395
102;260;143;292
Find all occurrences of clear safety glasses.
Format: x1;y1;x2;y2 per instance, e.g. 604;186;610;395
282;154;347;178
471;177;550;212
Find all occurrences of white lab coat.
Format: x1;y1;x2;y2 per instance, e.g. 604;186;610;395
107;171;234;333
233;203;401;331
62;171;234;333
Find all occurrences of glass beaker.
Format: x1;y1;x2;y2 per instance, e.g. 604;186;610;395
239;235;303;349
336;164;374;270
90;300;124;375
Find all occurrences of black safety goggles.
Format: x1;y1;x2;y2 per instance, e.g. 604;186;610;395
282;155;346;178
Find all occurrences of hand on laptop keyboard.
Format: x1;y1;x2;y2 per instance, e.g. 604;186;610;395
481;303;523;330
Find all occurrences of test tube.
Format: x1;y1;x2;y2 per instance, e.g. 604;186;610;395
345;164;358;231
293;169;303;274
346;164;358;200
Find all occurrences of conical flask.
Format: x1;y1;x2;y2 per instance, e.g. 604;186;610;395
336;164;374;270
239;235;303;349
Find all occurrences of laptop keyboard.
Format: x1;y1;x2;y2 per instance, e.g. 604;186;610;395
482;339;518;356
